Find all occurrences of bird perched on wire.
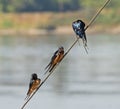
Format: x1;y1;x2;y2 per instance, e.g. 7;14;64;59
45;46;64;74
25;73;41;100
72;19;88;53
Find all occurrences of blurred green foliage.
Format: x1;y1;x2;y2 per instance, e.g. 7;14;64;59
2;20;13;28
0;0;79;12
0;0;119;12
0;0;119;29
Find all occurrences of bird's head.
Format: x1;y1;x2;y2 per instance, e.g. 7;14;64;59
59;46;64;52
32;73;38;80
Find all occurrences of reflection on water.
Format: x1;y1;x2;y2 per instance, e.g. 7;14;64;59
0;34;120;109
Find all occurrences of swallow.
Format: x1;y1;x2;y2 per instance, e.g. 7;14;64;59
25;73;41;100
72;19;88;53
45;46;64;74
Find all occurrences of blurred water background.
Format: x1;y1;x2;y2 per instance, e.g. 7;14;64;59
0;0;120;108
0;34;120;109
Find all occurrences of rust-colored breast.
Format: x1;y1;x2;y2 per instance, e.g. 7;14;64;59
28;79;41;95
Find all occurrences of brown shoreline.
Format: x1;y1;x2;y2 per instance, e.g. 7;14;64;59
0;26;120;36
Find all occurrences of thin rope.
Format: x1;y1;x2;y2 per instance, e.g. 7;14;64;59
20;0;110;108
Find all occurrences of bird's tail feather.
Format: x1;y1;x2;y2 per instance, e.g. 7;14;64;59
24;89;31;100
44;64;52;74
49;64;56;73
24;94;30;100
82;37;88;54
45;62;51;70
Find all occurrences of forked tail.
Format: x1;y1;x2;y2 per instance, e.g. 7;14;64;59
82;37;88;54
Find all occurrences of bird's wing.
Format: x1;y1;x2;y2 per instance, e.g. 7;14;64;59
72;22;79;32
27;79;33;95
51;50;58;62
45;50;58;69
72;23;76;31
